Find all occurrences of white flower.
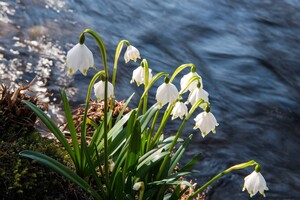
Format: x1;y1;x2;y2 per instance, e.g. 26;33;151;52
133;182;144;191
171;102;188;120
156;82;179;108
194;111;218;137
133;182;142;191
131;66;153;86
243;171;269;197
93;80;114;102
187;87;209;109
180;72;202;93
124;45;141;63
66;43;94;76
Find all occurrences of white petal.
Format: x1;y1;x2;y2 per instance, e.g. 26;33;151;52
94;80;114;101
180;72;203;93
194;111;218;137
66;43;94;76
124;45;140;63
243;171;268;198
156;83;179;107
171;102;188;120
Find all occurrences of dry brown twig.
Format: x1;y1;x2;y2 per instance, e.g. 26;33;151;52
10;76;38;106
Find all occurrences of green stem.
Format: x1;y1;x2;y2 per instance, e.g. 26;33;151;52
80;70;105;177
169;63;195;83
155;119;186;180
146;109;160;152
80;29;110;190
155;99;205;179
187;160;258;200
150;104;174;148
112;40;130;87
135;72;169;120
141;59;150;114
138;182;145;200
110;40;130;128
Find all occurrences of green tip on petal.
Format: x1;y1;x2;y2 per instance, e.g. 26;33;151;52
68;68;73;74
97;97;101;102
242;186;246;192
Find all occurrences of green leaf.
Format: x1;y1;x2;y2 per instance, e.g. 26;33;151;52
179;152;202;172
20;150;102;200
115;93;135;123
59;89;80;167
138;104;159;132
136;151;169;179
88;111;112;157
123;111;141;179
148;179;191;187
22;100;75;162
168;134;193;175
84;144;106;196
168;183;190;200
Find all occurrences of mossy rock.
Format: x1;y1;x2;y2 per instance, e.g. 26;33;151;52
0;131;92;200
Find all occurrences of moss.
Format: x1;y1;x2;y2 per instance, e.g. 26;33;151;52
0;130;92;200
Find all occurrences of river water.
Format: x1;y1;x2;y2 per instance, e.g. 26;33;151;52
1;0;300;199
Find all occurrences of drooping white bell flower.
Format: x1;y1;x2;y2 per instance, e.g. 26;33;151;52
133;182;144;191
66;43;94;76
171;101;188;120
187;87;209;109
130;66;153;86
194;111;218;137
180;71;202;93
93;80;114;102
156;82;179;108
124;45;141;63
243;171;269;197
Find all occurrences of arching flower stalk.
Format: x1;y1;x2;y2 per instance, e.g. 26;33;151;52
180;66;202;93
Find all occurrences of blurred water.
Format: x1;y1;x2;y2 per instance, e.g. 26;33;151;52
1;0;300;199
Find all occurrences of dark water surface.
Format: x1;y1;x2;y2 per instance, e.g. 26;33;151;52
1;0;300;199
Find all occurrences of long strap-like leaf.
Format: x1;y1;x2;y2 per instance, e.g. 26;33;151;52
22;100;75;162
20;150;102;200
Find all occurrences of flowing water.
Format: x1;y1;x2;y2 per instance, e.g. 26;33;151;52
1;0;300;199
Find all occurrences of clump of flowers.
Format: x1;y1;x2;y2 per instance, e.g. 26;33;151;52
21;29;268;199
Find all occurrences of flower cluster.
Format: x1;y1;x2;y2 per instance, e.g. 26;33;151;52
66;42;218;138
14;26;272;200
